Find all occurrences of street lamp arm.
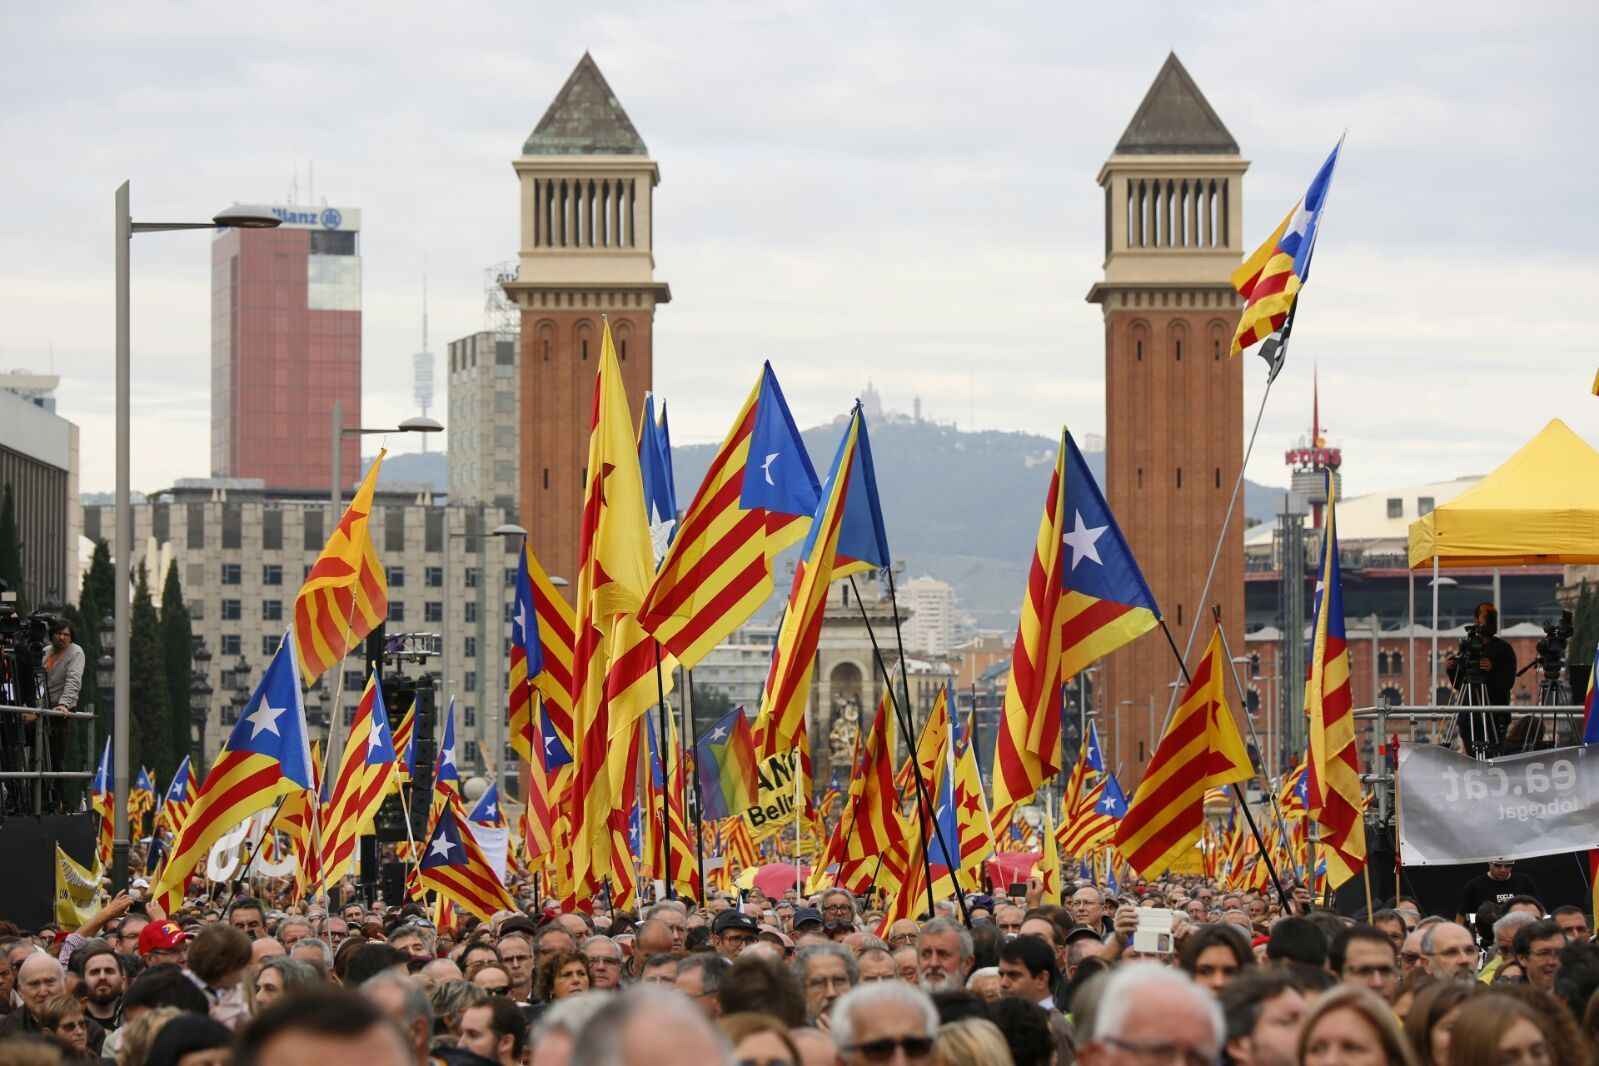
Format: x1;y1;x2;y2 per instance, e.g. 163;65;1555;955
129;222;229;234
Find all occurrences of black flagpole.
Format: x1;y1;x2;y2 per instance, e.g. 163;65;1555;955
685;668;706;903
1156;619;1291;911
652;642;674;900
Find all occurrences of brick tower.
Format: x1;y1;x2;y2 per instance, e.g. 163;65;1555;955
504;54;671;585
1086;54;1248;782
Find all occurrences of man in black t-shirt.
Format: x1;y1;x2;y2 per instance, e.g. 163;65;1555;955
1458;859;1540;922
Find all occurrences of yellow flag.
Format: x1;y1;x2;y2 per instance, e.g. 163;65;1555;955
55;845;101;929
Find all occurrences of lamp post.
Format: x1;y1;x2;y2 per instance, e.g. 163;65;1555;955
450;521;529;790
114;184;280;892
329;406;442;515
189;639;213;767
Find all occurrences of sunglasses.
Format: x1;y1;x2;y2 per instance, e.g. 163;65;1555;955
739;1059;795;1066
481;985;511;995
848;1036;934;1062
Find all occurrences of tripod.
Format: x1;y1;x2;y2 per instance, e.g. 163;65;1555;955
1442;674;1504;760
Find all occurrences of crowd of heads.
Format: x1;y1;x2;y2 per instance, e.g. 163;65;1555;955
4;860;1599;1066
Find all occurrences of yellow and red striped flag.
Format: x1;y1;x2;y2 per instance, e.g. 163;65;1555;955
1113;627;1253;879
815;691;903;894
568;322;659;906
271;741;322;903
416;804;516;923
1305;489;1366;888
644;710;701;901
318;674;400;891
152;635;314;912
293;451;388;686
638;363;821;668
951;709;993;893
991;430;1159;833
754;404;890;793
89;739;112;869
508;544;577;766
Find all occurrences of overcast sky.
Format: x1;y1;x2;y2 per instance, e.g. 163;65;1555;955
4;1;1596;499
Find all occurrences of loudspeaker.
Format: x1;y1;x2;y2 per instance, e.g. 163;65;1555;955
380;861;407;907
0;813;97;930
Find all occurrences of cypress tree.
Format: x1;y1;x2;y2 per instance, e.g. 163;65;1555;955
159;560;195;778
85;540;114;618
0;483;24;610
128;561;170;779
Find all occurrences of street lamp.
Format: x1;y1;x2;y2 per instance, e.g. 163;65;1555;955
450;521;529;785
329;407;443;514
113;184;281;892
189;639;213;766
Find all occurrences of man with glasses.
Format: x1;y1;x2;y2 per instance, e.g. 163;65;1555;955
472;965;512;996
993;902;1026;937
829;980;938;1066
1422;921;1479;980
1553;905;1591;942
675;954;730;1019
389;922;436;962
884;919;919;953
495;932;535;1003
1330;925;1399;1003
820;889;859;933
317;915;350;947
582;935;625;990
1077;962;1223;1066
711;910;760;960
795;943;858;1025
915;918;973;994
1069;885;1110;935
1513;918;1565;992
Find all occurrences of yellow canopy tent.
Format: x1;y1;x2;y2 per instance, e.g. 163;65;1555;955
1408;419;1599;569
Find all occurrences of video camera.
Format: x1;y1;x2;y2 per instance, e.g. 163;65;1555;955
1456;624;1490;685
1536;609;1574;681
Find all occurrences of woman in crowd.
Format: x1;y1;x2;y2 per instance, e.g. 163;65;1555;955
1404;981;1481;1066
534;950;592;1003
718;1013;802;1066
246;956;320;1015
429;981;489;1041
934;1017;1015;1066
33;994;91;1062
1391;972;1436;1023
1298;985;1418;1066
1446;993;1566;1066
1177;924;1255;993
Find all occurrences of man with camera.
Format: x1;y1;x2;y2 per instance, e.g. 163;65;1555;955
1447;602;1517;758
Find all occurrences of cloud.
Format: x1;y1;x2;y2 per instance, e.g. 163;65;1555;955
2;0;1594;496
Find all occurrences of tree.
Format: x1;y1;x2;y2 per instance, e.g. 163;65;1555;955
0;483;24;610
159;560;195;779
128;561;171;780
84;539;114;618
72;542;113;803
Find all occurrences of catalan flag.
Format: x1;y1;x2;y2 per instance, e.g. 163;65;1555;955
1279;758;1309;821
130;767;156;831
644;710;700;900
755;403;889;782
521;697;562;863
1059;767;1128;859
1583;644;1599;744
1114;627;1253;878
151;634;313;913
950;707;993;892
638;363;821;669
435;697;461;802
468;781;506;827
318;674;400;890
814;690;903;895
155;756;194;837
992;429;1158;832
639;393;680;563
568;322;662;903
1040;802;1061;904
896;688;950;798
417;803;517;923
89;739;112;869
1305;487;1366;888
1229;140;1343;358
391;705;416;786
696;706;759;821
507;545;577;767
271;742;321;902
292;450;389;686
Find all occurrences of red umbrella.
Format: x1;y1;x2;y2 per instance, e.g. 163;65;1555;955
986;851;1042;891
751;862;811;898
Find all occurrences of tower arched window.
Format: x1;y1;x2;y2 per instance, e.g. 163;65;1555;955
1136;341;1143;361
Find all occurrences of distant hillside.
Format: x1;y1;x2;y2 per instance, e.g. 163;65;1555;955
672;419;1286;630
355;425;1284;630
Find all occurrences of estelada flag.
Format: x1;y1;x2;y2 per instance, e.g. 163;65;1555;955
293;450;388;685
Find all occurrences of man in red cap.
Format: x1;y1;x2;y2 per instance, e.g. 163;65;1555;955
138;920;191;968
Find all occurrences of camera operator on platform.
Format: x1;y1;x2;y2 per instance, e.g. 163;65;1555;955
41;618;84;771
1447;601;1516;758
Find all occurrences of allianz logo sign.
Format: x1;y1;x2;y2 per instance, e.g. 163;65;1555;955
270;207;345;229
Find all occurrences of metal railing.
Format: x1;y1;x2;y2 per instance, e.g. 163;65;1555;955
0;702;97;814
1350;702;1584;827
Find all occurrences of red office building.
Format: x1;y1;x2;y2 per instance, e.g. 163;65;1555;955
211;204;362;490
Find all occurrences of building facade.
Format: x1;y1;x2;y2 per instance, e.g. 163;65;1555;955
83;484;519;789
0;387;79;606
211;204;362;491
901;575;958;655
503;54;671;585
447;330;521;507
1087;54;1248;786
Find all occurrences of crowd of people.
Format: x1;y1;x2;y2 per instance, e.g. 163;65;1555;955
1;862;1595;1066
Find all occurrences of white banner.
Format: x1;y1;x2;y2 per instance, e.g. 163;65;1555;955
466;824;509;884
1399;743;1599;866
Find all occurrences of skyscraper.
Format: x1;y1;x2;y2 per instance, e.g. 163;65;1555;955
1087;54;1247;781
211;204;362;490
503;54;670;585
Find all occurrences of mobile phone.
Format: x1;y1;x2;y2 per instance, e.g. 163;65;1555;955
1132;907;1176;955
1007;882;1028;899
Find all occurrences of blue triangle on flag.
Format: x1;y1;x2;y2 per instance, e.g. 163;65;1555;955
834;408;891;569
469;781;500;824
741;362;822;517
225;634;312;789
420;807;468;870
365;680;397;765
1061;432;1159;613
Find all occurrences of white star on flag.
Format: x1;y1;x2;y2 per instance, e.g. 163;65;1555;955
429;835;456;860
708;726;728;742
1289;202;1314;240
514;602;527;641
247;701;286;740
1062;510;1109;571
442;748;456;768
